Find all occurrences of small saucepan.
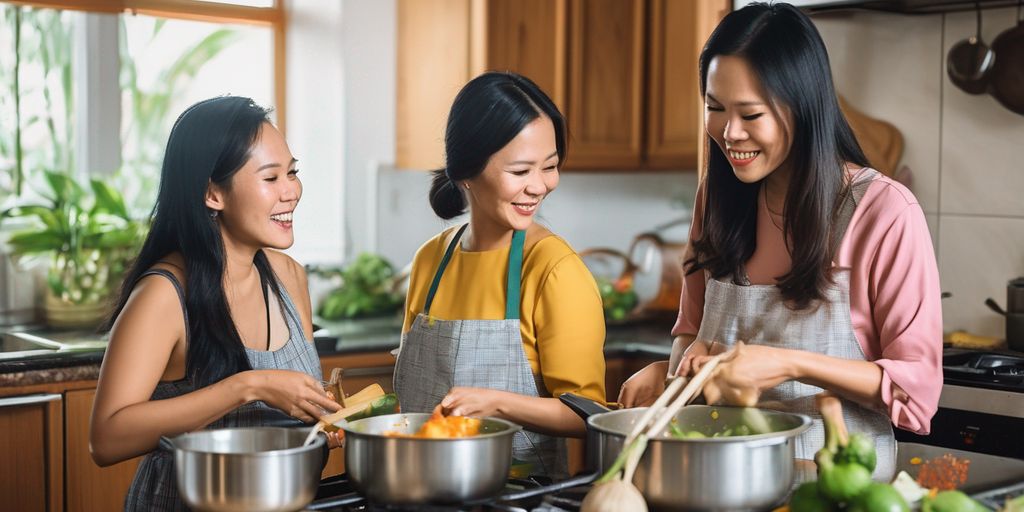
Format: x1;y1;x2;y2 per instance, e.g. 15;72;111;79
989;0;1024;115
163;427;325;512
560;393;812;511
340;412;522;505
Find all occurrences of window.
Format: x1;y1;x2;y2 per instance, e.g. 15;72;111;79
0;7;74;201
0;0;285;210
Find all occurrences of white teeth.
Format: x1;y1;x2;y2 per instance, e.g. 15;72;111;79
513;203;537;211
270;212;293;222
729;150;760;160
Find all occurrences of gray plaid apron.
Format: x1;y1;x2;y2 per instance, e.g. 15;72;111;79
394;225;566;478
123;268;324;511
695;169;896;481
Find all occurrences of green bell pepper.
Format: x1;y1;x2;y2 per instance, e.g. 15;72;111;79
847;483;910;512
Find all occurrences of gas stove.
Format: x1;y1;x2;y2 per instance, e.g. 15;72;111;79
895;349;1024;489
304;472;596;512
943;350;1024;393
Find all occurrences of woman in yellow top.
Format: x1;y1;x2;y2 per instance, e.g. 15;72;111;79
393;71;606;478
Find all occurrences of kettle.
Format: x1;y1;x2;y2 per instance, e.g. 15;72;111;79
986;277;1024;351
581;232;687;319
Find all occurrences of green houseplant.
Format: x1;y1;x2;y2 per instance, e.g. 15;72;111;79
1;170;147;328
316;254;404;321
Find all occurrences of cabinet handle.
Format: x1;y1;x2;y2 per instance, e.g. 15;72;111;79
0;393;62;408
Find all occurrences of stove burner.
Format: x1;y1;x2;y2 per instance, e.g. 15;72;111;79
943;351;1024;390
306;473;596;512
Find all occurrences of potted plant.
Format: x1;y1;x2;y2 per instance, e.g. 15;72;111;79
310;254;406;341
1;170;147;328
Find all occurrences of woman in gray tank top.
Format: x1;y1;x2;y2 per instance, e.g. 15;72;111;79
619;3;942;482
90;96;342;511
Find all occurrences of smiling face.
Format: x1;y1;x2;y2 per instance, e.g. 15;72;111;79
704;55;794;184
465;116;560;233
206;123;301;250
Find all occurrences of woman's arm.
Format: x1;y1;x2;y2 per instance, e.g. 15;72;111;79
437;388;585;437
90;275;337;466
688;345;884;410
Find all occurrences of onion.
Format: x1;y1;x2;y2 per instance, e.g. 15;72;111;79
580;480;647;512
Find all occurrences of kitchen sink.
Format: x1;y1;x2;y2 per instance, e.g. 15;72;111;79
0;330;108;361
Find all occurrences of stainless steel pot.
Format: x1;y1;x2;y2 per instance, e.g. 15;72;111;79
340;412;522;504
164;427;325;512
561;394;812;512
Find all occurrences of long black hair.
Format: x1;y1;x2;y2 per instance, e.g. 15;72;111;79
104;96;284;387
428;71;567;219
687;2;868;309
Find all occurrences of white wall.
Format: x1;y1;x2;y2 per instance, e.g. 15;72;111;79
284;0;346;265
813;8;1024;339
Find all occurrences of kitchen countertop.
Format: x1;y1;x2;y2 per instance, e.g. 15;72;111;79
0;317;676;387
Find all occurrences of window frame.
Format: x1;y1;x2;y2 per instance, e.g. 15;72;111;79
5;0;288;133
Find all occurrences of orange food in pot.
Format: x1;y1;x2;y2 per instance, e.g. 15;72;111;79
385;411;482;438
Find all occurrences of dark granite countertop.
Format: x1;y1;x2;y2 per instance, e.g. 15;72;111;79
0;316;675;388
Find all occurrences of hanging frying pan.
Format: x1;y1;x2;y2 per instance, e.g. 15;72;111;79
989;0;1024;115
947;2;995;95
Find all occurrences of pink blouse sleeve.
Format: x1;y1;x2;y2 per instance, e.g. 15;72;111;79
860;199;943;434
671;182;706;337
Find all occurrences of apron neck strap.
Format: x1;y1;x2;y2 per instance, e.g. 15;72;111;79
422;224;525;320
505;230;525;320
830;168;878;257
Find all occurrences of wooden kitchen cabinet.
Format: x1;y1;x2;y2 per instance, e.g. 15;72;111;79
397;0;731;171
0;393;63;512
396;0;566;170
65;388;141;512
566;0;646;169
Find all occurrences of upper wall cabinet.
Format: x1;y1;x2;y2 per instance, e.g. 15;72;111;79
396;0;731;171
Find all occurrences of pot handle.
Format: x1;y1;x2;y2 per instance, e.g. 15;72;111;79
559;393;611;420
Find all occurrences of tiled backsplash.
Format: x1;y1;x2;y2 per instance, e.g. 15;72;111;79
815;8;1024;338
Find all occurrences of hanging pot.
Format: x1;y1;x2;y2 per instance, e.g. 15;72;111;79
947;2;995;95
989;0;1024;115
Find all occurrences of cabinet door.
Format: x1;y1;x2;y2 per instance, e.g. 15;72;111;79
65;388;141;512
566;0;646;169
396;0;474;170
477;0;568;110
0;394;62;511
645;0;700;169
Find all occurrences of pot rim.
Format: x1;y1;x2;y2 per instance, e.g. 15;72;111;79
340;412;523;441
587;405;812;447
169;426;325;457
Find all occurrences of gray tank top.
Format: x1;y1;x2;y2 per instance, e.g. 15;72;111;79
124;267;323;511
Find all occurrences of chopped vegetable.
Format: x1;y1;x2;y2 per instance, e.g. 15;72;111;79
891;471;927;504
385;410;481;438
920;490;989;512
917;454;971;490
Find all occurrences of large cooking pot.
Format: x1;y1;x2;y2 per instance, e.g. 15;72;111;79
340;412;522;504
163;427;325;512
561;394;812;511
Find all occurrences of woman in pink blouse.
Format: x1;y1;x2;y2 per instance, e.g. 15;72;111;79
618;2;942;479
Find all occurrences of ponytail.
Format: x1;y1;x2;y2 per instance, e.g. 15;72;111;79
428;169;467;219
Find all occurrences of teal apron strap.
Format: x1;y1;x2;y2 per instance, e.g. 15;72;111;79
505;230;525;320
422;225;525;319
423;224;469;316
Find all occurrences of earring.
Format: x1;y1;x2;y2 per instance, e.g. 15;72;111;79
464;183;470;190
209;209;219;218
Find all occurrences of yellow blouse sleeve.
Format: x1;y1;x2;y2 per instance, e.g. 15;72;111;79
533;253;607;405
